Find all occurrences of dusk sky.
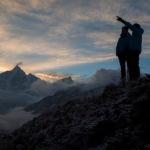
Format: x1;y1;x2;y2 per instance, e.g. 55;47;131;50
0;0;150;80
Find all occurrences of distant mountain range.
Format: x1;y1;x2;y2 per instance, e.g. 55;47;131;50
0;65;76;114
0;65;38;90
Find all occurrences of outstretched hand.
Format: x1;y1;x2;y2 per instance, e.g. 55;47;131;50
116;16;122;21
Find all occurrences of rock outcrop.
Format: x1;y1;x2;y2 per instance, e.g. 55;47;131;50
0;75;150;150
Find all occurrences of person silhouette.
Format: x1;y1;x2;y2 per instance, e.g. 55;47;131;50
116;26;131;84
116;16;144;80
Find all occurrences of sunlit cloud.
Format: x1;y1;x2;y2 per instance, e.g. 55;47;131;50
35;72;79;82
36;72;70;80
0;0;149;75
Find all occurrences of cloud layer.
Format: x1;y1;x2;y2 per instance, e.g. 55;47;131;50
0;0;149;75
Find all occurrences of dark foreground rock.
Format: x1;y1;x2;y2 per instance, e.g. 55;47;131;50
0;75;150;150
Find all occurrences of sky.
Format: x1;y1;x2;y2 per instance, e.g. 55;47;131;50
0;0;150;80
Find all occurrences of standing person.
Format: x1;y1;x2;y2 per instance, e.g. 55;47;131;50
116;26;131;84
116;16;144;80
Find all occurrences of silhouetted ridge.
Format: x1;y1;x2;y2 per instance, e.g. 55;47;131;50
1;75;150;150
57;76;74;84
12;65;25;73
0;65;38;90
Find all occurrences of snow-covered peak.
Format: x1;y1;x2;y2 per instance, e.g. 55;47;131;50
0;66;38;90
10;65;26;79
11;65;25;75
12;65;24;72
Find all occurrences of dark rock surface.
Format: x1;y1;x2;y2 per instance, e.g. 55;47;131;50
0;75;150;150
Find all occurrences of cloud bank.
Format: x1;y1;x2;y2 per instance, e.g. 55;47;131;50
0;0;149;74
0;107;36;131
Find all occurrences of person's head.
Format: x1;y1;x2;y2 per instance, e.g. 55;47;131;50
133;23;141;28
121;26;128;33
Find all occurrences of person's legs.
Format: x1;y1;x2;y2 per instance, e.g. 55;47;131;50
128;51;140;80
118;54;126;81
127;51;131;80
132;52;140;79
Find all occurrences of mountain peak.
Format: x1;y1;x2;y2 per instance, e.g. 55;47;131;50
61;76;73;83
56;76;74;84
12;65;25;73
0;65;38;90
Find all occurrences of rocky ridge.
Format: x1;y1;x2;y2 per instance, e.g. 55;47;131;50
0;75;150;150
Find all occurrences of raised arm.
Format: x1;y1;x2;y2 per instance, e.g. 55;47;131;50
116;16;137;32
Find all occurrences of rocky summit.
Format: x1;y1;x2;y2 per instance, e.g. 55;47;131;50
0;75;150;150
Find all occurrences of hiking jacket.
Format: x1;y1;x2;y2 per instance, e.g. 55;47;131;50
124;21;144;54
116;32;131;56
